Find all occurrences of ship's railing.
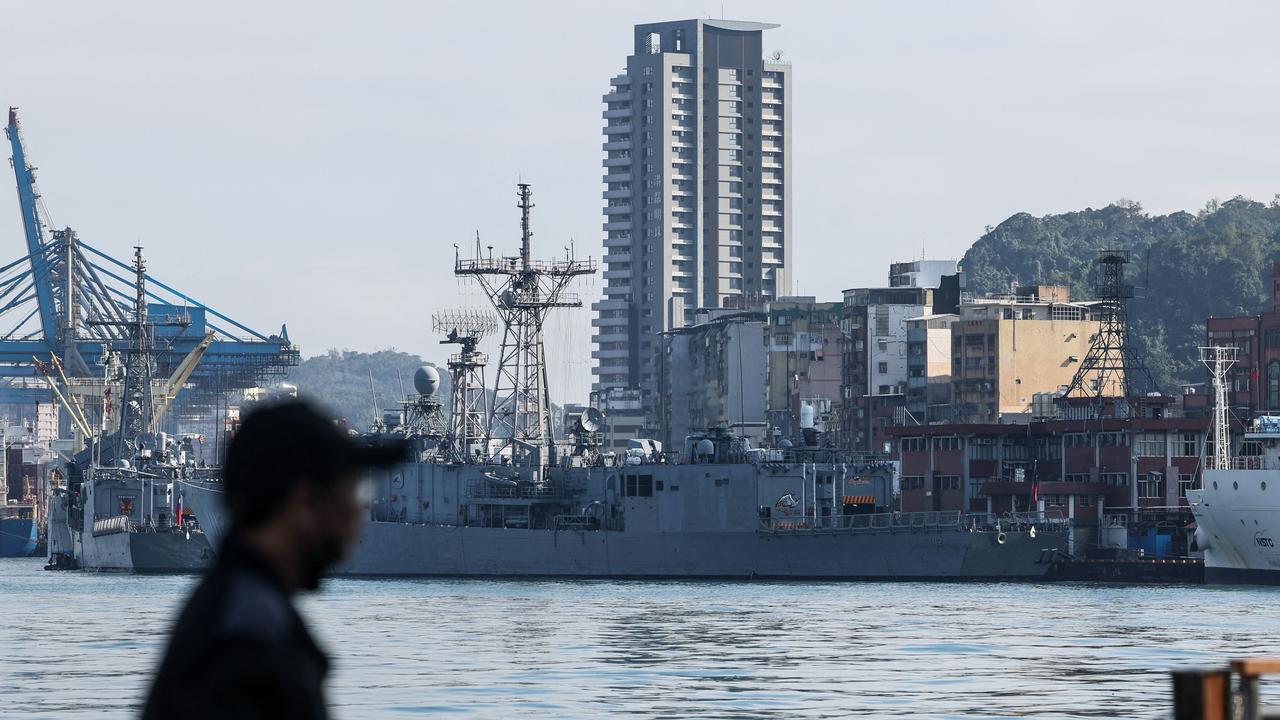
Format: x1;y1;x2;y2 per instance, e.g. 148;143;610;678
466;479;584;500
1225;456;1266;470
761;509;1068;534
92;514;130;537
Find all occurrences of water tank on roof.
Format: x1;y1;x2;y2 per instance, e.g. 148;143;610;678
799;402;815;429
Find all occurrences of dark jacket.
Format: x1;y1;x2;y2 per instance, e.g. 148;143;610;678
142;539;329;720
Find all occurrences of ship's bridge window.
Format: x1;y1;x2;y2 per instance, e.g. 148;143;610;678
624;474;654;497
1241;440;1263;457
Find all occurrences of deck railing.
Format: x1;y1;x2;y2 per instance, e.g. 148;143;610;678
760;510;1067;534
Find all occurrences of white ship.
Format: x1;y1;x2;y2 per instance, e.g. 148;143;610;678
1188;347;1280;584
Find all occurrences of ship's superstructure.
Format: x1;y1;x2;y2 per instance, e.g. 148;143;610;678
44;249;218;572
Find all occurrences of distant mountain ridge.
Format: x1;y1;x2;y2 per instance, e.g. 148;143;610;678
960;196;1280;389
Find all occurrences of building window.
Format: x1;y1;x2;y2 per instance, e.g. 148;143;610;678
1178;474;1197;498
901;476;926;491
934;436;961;451
877;361;888;374
969;438;996;460
1100;472;1129;487
1077;494;1095;507
900;437;926;453
1138;473;1166;499
1135;432;1166;457
1176;433;1199;458
938;476;961;491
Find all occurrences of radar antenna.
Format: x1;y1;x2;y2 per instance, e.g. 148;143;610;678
454;184;595;466
432;308;497;461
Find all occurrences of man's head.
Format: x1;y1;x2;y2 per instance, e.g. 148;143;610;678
222;400;407;589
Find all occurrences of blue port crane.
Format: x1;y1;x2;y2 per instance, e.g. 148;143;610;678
2;108;298;409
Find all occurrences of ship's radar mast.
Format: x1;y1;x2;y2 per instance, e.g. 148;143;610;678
433;308;497;461
454;184;595;465
1200;345;1237;470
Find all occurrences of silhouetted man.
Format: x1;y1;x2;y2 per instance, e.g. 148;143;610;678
143;400;406;720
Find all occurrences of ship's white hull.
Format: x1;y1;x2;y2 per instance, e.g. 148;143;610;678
1190;468;1280;584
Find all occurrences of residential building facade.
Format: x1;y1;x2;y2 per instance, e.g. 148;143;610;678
659;310;768;448
765;297;843;443
905;313;957;424
592;19;792;435
950;286;1104;424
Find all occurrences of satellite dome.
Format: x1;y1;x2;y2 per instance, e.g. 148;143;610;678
779;439;794;449
695;438;715;457
413;366;441;396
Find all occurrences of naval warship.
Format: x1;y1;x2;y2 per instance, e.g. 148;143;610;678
192;184;1067;579
45;248;217;573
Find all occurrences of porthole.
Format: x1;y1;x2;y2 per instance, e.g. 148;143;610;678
1233;481;1239;491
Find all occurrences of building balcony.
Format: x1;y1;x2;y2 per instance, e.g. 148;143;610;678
602;269;632;281
592;297;628;312
603;236;631;249
603;204;632;216
602;140;632;152
603;124;632;136
602;220;633;232
603;108;632;119
602;171;632;183
603;250;631;263
602;189;631;200
592;347;630;360
602;156;632;168
602;91;632;103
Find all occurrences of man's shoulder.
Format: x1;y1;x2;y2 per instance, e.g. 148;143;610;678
182;563;295;645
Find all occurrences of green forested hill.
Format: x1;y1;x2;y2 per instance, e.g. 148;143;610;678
284;349;450;430
960;197;1280;389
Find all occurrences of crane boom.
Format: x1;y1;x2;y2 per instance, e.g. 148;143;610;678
152;330;216;428
6;108;59;346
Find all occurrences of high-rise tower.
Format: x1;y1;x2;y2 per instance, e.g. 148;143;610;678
591;19;792;433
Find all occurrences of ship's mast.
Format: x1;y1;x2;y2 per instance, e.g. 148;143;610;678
433;308;496;461
1201;345;1237;470
454;184;595;466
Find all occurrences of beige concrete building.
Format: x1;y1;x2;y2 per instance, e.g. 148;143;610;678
951;286;1111;423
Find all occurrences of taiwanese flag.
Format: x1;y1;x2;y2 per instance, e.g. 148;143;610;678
175;494;184;526
1031;478;1040;505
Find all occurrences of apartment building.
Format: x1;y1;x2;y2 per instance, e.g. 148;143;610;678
950;286;1103;423
592;19;791;434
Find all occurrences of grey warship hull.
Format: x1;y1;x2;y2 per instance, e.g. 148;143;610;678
321;453;1068;580
342;521;1061;579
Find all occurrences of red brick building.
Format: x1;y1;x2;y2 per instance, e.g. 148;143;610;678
888;409;1210;555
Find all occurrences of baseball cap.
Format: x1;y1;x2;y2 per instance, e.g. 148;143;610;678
223;399;409;529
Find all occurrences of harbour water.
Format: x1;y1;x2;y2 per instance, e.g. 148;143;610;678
1;557;1276;719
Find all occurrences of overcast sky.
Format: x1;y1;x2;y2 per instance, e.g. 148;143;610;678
4;1;1278;403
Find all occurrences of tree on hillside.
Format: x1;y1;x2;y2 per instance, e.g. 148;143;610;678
961;197;1280;390
285;349;451;431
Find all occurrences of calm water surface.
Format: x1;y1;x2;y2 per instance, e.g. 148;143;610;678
0;557;1274;718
